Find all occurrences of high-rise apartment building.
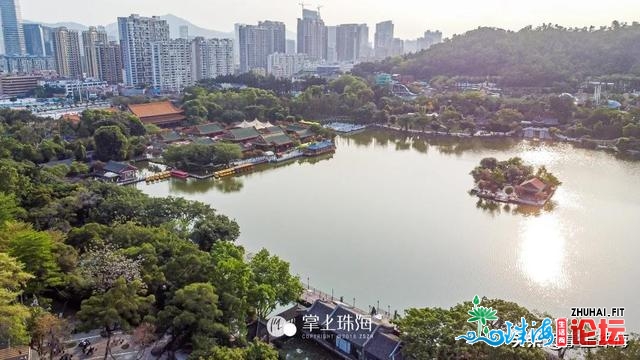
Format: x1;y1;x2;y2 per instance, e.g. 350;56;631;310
42;26;54;56
23;23;45;56
0;55;55;74
0;0;26;55
417;30;443;50
191;37;234;81
118;14;170;86
151;38;192;92
286;39;296;54
52;27;82;78
326;26;337;63
179;25;189;39
374;20;394;59
96;41;123;84
261;20;286;52
391;38;404;57
335;24;368;62
357;24;370;59
238;21;286;73
297;9;327;60
267;52;307;78
82;26;108;79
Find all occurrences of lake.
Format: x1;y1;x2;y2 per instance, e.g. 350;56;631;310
139;130;640;331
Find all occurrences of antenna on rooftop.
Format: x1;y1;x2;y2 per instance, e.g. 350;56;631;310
298;1;307;12
316;4;324;17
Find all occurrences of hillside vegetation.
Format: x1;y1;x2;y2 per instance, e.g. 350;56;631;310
353;22;640;87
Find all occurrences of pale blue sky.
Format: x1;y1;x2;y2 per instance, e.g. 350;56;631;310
21;0;640;38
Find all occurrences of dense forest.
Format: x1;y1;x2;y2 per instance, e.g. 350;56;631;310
353;22;640;88
0;109;300;359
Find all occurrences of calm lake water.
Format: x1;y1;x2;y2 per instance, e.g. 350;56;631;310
139;130;640;331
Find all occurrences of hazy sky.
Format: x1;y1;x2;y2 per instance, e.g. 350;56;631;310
21;0;640;38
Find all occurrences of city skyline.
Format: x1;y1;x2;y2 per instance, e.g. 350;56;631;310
20;0;640;39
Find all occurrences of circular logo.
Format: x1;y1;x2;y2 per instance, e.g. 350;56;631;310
266;316;297;337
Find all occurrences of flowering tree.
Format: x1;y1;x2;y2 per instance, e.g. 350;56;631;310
78;246;144;293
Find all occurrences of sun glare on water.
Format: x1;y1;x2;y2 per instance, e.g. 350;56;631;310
518;215;569;289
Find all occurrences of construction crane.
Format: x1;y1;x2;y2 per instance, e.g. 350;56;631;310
298;1;307;12
316;5;324;17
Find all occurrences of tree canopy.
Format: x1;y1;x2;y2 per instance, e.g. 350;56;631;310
354;22;640;88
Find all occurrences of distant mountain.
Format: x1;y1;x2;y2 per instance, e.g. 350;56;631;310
353;24;640;87
23;20;90;32
25;14;296;41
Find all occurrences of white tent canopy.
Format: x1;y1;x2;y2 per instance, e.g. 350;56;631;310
235;119;274;129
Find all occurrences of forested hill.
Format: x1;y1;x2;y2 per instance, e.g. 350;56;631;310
353;22;640;87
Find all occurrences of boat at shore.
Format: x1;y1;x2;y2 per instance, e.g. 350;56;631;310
303;140;336;156
170;169;189;179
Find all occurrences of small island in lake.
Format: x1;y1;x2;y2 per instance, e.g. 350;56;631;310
470;157;561;207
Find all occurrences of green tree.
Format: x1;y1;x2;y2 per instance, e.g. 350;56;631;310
398;116;413;131
93;126;129;161
243;341;279;360
190;215;240;252
0;252;33;345
8;228;63;294
248;249;303;320
157;283;229;353
0;192;21;227
74;143;87;161
77;278;154;360
213;143;243;167
209;242;252;337
202;341;278;360
549;95;576;123
585;335;640;359
396;298;546;360
622;123;640;138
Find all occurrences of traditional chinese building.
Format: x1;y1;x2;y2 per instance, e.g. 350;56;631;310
128;101;186;127
158;129;182;143
188;122;225;137
302;300;404;360
516;177;548;202
254;132;295;153
99;160;138;183
222;127;261;143
516;177;547;197
285;124;316;142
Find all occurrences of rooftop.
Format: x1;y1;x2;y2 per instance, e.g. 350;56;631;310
195;123;224;135
520;177;546;191
128;101;184;118
260;132;294;146
327;306;378;346
159;130;182;142
225;127;261;141
305;300;337;322
364;330;403;360
104;160;137;174
194;137;216;145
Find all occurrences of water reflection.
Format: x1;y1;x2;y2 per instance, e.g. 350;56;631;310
474;198;557;216
518;216;568;289
167;177;244;194
395;137;411;151
140;129;640;331
342;129;523;156
411;138;429;153
517;143;565;167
